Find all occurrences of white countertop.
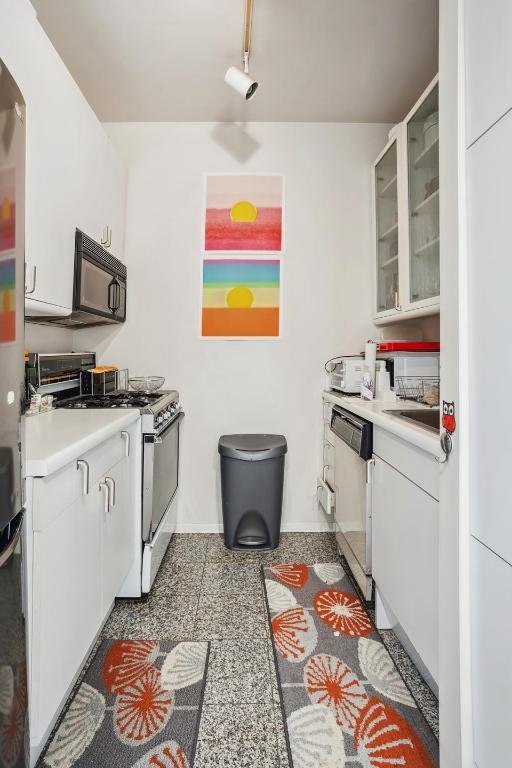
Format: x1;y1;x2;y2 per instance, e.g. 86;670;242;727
323;390;440;457
24;409;140;477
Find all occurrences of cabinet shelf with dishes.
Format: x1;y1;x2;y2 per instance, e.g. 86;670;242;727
373;76;440;323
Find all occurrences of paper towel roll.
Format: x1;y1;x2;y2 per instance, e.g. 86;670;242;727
364;342;377;368
361;342;377;400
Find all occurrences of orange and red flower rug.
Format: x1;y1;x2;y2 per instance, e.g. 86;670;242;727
263;563;439;768
43;640;209;768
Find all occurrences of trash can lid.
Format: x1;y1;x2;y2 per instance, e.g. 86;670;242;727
218;434;287;461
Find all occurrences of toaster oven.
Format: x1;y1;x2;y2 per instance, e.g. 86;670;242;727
329;357;365;394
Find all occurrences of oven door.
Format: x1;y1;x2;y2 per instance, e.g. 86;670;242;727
142;412;184;543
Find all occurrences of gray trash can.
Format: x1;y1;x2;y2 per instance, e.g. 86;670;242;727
218;434;287;551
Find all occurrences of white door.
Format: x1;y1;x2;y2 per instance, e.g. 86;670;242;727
102;453;134;615
466;110;512;567
437;0;468;764
470;538;512;766
465;0;512;146
372;456;438;683
31;492;102;744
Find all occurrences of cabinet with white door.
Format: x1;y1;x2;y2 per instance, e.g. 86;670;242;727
2;2;127;317
465;0;512;147
101;438;136;615
470;536;512;766
26;420;138;765
372;427;439;689
373;76;440;323
24;126;126;316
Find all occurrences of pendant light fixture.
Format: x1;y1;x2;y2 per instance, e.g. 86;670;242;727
224;0;259;99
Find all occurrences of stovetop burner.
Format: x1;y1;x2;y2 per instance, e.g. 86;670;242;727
56;390;168;410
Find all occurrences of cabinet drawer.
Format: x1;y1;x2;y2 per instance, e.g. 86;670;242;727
373;426;439;500
32;430;128;530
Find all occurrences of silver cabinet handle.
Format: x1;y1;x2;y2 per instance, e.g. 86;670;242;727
99;481;110;514
77;459;90;495
394;291;401;312
121;430;130;457
436;431;453;464
105;477;115;508
25;264;37;295
366;457;375;484
322;464;330;482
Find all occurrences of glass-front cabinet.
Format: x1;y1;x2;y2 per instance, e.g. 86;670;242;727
406;81;440;304
374;140;399;314
373;76;440;322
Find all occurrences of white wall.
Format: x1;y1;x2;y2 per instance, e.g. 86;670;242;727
25;324;74;353
77;121;389;531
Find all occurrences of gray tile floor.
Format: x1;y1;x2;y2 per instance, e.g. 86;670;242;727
100;532;439;767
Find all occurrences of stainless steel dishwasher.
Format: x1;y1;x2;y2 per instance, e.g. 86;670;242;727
330;405;374;600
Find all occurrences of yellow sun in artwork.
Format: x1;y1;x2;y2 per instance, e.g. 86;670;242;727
1;196;11;221
226;286;254;308
230;200;258;223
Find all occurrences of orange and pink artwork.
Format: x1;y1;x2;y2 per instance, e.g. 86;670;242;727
0;258;16;343
204;175;283;252
0;168;15;253
201;259;280;338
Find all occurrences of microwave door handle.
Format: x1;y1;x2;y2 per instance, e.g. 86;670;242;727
108;280;115;312
108;277;120;313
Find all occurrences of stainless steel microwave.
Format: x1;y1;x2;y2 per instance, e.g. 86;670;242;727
72;229;127;326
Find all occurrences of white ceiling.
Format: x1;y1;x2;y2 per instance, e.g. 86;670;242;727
31;0;438;123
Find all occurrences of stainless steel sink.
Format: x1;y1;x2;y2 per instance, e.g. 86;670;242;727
383;408;440;433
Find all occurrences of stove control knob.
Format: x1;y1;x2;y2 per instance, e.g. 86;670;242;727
164;411;171;419
157;415;163;424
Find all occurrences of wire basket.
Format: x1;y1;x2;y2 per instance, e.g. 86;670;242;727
395;375;440;406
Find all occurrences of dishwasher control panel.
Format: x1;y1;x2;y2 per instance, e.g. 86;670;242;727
330;406;373;460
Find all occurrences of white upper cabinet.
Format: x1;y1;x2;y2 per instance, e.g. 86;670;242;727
25;128;125;315
0;0;126;315
466;0;512;147
373;77;440;323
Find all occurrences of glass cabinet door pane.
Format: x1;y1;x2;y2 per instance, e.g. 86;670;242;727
407;83;440;303
375;141;399;313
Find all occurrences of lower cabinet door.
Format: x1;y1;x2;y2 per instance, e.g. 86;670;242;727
372;456;439;682
471;536;512;765
102;454;134;614
31;493;102;744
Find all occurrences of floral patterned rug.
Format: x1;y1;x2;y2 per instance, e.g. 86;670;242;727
43;640;209;768
263;563;439;768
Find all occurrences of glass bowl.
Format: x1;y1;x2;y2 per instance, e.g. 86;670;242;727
129;376;165;393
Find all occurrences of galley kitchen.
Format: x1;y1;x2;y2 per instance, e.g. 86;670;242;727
0;1;506;767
